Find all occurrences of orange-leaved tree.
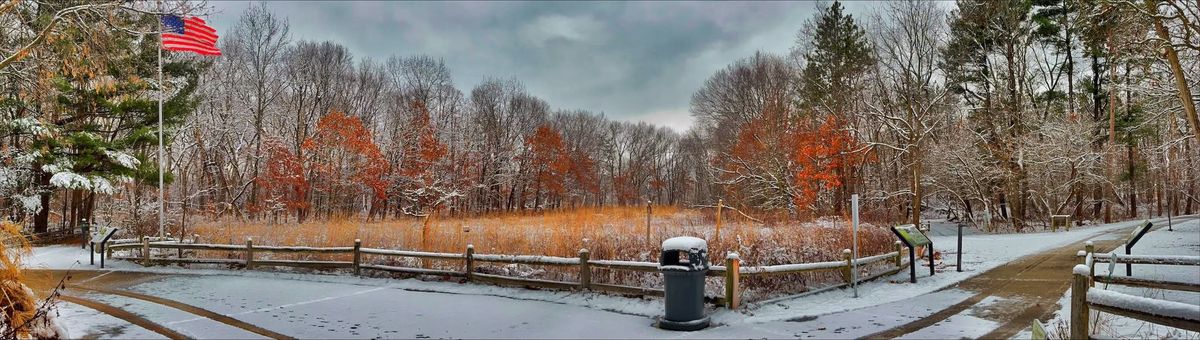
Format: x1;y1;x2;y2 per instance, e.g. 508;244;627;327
303;110;389;219
396;100;452;215
258;137;309;220
719;103;865;218
525;125;572;209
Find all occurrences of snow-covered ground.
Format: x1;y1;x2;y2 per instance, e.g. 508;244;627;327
739;217;1174;323
26;216;1191;338
1017;218;1200;339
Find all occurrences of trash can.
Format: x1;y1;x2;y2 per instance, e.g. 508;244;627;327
658;236;710;331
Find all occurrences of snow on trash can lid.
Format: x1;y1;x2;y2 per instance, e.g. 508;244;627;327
662;236;707;252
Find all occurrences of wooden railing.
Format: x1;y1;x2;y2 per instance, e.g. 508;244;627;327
105;237;911;309
1070;242;1200;338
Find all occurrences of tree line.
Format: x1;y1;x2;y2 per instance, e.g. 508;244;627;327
2;0;1198;234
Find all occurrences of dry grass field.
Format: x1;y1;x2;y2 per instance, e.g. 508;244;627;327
186;206;896;299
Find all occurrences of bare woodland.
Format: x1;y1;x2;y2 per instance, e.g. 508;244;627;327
2;0;1199;237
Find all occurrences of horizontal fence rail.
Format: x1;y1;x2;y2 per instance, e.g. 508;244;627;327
100;236;913;309
1090;253;1200;266
1071;243;1200;338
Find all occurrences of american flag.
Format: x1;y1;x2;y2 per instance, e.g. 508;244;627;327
160;14;221;56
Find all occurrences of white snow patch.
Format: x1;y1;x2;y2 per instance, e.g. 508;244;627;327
104;150;141;168
662;236;707;252
1087;289;1200;321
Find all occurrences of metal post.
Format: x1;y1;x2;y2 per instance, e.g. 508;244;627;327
928;242;935;277
956;223;963;272
850;194;859;297
1125;243;1132;276
89;242;94;265
908;246;916;283
1167;202;1173;231
157;8;165;238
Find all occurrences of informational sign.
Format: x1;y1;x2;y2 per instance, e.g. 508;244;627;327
1128;220;1152;245
1050;215;1071;231
90;226;119;245
89;226;120;268
891;224;934;283
893;224;931;247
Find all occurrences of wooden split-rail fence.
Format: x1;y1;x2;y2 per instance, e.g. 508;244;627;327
105;237;911;309
1068;242;1200;339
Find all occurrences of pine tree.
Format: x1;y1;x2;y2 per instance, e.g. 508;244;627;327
795;0;874;215
6;13;203;233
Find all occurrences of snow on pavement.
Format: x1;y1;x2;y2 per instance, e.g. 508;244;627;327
1024;218;1200;339
735;217;1181;324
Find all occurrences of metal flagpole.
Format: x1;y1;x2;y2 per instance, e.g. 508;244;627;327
157;11;165;237
851;193;859;298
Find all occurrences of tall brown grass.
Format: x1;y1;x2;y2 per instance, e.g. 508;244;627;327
187;206;895;299
2;221;62;339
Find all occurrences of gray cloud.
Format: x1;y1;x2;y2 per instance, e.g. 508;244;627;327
206;1;877;132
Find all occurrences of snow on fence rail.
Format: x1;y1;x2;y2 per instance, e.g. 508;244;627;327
1070;245;1200;338
1089;253;1200;266
101;236;910;308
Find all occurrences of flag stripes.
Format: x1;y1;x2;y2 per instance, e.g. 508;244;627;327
161;14;221;56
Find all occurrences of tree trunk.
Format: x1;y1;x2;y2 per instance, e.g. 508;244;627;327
33;170;51;234
1151;0;1200;143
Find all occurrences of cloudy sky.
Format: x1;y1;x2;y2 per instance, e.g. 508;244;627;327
205;1;876;132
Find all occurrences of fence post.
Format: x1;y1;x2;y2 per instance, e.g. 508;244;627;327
578;249;591;290
353;239;362;276
725;252;740;309
1085;241;1095;286
465;244;475;281
1070;264;1090;340
645;201;652;245
245;237;255;270
715;199;723;242
141;236;150;265
842;249;853;284
894;241;903;267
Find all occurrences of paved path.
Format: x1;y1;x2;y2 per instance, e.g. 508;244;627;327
865;216;1195;339
26;270;291;339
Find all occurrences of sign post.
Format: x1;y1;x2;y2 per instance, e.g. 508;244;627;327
851;194;859;298
956;222;963;272
891;224;933;283
90;226;120;269
1125;220;1153;276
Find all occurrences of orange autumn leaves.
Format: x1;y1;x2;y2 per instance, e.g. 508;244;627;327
524;125;599;207
259;110;389;216
725;109;866;214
